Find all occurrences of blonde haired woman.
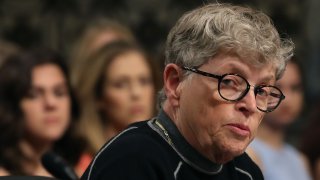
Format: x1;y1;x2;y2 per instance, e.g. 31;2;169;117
73;41;160;174
70;18;135;88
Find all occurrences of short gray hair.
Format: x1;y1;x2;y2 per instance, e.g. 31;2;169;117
158;3;294;105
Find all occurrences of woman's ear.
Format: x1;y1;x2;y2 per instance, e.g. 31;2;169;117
163;64;183;107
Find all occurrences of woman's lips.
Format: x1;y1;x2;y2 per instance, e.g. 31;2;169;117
226;123;250;137
44;117;60;125
130;106;144;114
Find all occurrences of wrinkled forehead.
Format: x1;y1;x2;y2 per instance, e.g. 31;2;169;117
202;51;277;82
237;52;279;81
212;50;277;70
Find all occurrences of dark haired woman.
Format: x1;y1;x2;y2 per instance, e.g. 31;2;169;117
0;49;85;176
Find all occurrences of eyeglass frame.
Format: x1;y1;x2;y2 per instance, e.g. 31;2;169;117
181;66;285;112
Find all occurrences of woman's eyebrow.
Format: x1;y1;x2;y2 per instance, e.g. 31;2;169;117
221;64;275;84
221;64;247;76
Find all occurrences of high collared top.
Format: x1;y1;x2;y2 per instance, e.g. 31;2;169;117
148;110;223;174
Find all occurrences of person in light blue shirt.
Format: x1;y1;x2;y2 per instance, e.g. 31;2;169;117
247;58;311;180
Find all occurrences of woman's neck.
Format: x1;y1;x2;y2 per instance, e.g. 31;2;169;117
104;123;122;142
19;137;52;176
257;122;285;150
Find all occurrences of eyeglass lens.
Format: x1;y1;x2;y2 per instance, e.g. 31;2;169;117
218;74;282;112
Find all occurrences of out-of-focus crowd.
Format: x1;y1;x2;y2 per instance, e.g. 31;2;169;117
0;5;319;180
0;19;161;177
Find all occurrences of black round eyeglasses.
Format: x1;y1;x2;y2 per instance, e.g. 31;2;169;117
182;66;285;112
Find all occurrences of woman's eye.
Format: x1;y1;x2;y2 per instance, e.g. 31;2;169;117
291;84;303;93
25;89;40;99
54;88;69;97
221;79;235;86
112;80;128;89
256;88;268;96
140;77;153;86
221;77;240;88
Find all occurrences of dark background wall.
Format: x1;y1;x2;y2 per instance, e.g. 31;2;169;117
0;0;319;145
0;0;310;58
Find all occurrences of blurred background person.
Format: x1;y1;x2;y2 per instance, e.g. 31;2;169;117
0;49;85;176
247;57;311;180
73;40;160;174
0;39;20;67
70;18;136;87
300;101;320;180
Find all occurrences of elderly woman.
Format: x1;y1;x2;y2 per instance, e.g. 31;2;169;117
81;3;294;180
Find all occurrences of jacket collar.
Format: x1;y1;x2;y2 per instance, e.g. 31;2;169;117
149;109;223;175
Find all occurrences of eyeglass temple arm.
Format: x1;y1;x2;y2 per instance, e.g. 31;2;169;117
181;66;222;80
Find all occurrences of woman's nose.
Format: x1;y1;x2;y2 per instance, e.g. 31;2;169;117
235;88;258;116
43;93;57;109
